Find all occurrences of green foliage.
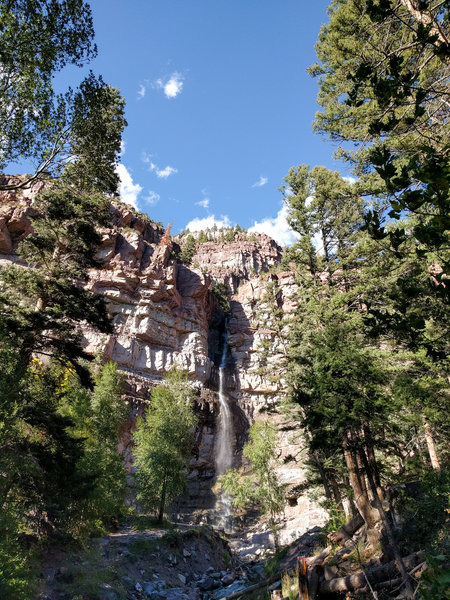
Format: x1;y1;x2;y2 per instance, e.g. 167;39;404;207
212;282;231;315
395;470;450;555
0;0;96;176
0;347;127;580
0;1;126;193
0;187;113;383
221;421;285;542
0;509;37;600
418;554;450;600
179;234;197;264
58;361;128;538
64;71;127;194
133;369;197;521
318;502;347;547
309;0;450;358
282;165;364;276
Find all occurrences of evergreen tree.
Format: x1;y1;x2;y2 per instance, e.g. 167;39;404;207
179;234;197;265
282;165;365;283
58;361;128;537
0;188;114;383
133;370;197;522
310;0;450;356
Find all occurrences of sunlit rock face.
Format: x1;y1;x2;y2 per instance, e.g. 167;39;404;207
0;181;327;543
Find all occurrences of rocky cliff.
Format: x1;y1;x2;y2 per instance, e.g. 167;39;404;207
0;185;327;547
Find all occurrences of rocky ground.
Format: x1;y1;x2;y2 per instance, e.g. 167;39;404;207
37;515;326;600
39;522;234;600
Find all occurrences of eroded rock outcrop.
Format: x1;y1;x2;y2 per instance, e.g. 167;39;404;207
0;184;327;545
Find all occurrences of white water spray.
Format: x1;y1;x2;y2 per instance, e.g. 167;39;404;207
215;325;234;531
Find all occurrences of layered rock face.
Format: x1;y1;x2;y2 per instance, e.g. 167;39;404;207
0;187;327;544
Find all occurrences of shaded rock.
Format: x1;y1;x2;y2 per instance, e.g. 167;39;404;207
198;577;215;591
220;573;235;586
98;583;119;600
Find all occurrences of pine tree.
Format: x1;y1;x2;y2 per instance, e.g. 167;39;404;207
0;188;114;383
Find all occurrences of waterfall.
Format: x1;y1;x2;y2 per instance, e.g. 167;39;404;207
215;323;234;531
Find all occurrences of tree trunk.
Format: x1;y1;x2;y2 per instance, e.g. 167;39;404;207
319;551;425;594
158;476;167;523
363;423;384;501
312;450;333;502
342;432;378;529
422;415;441;472
355;451;368;499
359;449;415;599
327;512;364;545
400;0;448;45
330;476;344;512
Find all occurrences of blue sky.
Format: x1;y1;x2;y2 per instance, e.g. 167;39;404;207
47;1;349;244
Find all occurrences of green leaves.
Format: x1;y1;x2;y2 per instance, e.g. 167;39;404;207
0;0;96;173
133;370;197;520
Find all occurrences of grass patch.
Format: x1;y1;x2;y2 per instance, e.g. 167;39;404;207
62;544;128;600
125;513;174;532
264;547;287;578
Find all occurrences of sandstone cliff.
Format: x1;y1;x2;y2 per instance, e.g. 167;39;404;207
0;186;327;546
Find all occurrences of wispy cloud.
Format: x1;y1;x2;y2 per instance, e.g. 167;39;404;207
144;191;160;207
155;72;184;99
137;83;146;100
185;215;233;232
116;164;142;210
248;203;299;247
252;175;268;188
154;165;178;179
143;153;178;179
195;198;210;209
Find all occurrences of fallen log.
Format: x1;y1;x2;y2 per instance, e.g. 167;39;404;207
319;551;425;594
327;513;364;545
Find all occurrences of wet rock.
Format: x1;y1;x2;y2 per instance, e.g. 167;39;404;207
98;583;119;600
135;582;143;593
178;574;187;585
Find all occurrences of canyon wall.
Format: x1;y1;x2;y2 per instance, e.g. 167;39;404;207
0;186;327;545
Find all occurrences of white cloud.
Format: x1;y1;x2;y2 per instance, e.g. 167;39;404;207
144;191;160;207
119;140;126;156
252;175;268;188
137;83;146;100
116;163;142;209
155;72;184;99
143;154;178;178
155;165;178;179
248;203;299;247
185;215;233;231
195;198;210;209
343;176;357;185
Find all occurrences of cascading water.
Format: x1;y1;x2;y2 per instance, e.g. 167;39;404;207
214;323;234;531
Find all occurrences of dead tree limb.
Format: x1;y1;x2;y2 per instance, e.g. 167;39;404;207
327;513;364;545
319;551;425;595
